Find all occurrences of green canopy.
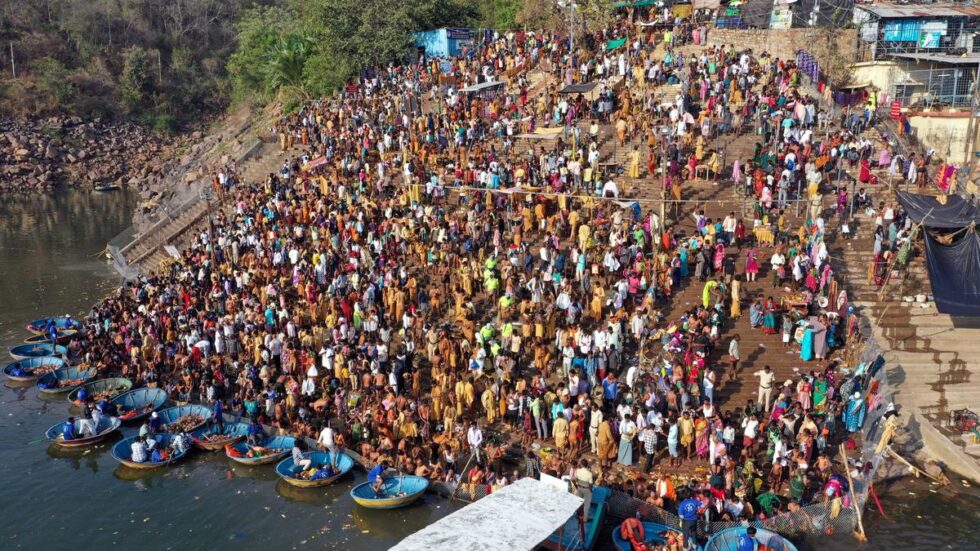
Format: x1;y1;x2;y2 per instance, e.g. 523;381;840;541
606;37;627;51
613;0;654;7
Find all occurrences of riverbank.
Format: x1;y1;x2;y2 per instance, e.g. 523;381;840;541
0;117;185;192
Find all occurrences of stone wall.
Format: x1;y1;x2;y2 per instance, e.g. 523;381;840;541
705;27;857;69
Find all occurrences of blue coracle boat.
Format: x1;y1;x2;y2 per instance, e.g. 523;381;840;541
612;520;679;551
156;404;213;432
9;343;68;361
27;316;81;334
36;366;96;394
67;377;133;405
111;433;190;470
225;435;295;465
45;416;122;448
110;388;169;423
350;474;429;509
276;450;355;488
544;486;610;551
24;329;78;344
191;422;250;451
704;526;798;551
3;356;68;383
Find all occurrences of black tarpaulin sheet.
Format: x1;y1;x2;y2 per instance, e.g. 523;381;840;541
559;82;598;94
897;191;980;229
923;230;980;315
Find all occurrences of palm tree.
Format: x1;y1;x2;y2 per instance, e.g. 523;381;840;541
265;34;313;100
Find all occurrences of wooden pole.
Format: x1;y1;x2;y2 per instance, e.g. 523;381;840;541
449;452;474;502
839;443;868;542
9;42;15;78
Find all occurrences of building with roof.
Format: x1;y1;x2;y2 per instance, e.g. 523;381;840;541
414;28;475;59
851;3;980;163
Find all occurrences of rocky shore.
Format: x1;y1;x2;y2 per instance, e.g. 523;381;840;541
0;117;186;192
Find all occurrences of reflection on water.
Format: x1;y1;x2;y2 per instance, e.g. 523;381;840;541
0;190;135;344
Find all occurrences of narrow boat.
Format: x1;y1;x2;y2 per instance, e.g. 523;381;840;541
350;475;429;509
45;416;122;448
703;526;798;551
111;433;190;470
544;486;610;551
276;451;355;488
191;422;249;451
9;343;68;361
225;435;295;465
110;388;168;423
3;356;68;383
24;329;78;344
611;520;679;551
156;404;213;432
26;316;81;334
67;377;133;406
94;183;122;192
36;366;96;394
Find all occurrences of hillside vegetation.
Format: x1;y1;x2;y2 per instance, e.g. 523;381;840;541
0;0;600;130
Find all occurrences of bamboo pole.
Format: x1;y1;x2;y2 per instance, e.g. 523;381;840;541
839;443;868;542
450;452;475;502
885;445;948;484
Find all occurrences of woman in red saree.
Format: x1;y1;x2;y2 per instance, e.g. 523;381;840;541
858;158;872;183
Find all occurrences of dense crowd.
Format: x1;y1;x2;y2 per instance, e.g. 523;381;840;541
60;9;900;550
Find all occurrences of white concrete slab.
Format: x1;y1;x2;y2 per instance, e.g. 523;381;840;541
390;478;583;551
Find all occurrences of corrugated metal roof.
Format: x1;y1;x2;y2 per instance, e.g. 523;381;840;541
857;3;980;19
893;52;980;64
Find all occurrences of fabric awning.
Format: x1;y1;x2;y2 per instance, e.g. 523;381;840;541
304;156;328;170
389;478;583;551
923;230;980;315
897;191;980;229
559;82;598;94
693;0;721;9
897;192;980;315
459;81;504;93
606;38;627;51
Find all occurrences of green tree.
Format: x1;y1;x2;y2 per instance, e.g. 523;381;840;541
120;46;158;111
227;5;298;102
265;34;313;98
32;57;75;105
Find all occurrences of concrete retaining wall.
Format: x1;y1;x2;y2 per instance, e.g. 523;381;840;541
705;28;857;67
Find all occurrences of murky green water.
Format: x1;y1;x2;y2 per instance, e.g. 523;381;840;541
0;190;457;550
0;190;976;550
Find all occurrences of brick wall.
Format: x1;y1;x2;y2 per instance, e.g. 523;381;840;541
705;27;857;67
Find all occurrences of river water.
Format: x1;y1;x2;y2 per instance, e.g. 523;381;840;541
0;191;976;550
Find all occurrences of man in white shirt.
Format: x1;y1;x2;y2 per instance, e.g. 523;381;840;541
754;365;775;410
467;422;484;463
601;179;620;198
131;436;148;463
589;404;603;454
722;213;736;244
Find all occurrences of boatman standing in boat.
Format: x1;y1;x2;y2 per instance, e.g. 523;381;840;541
211;399;224;433
317;424;339;467
572;459;594;521
78;401;97;438
369;460;389;494
678;492;707;549
737;526;758;551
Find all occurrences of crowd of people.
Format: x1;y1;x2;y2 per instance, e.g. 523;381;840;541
53;8;906;550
